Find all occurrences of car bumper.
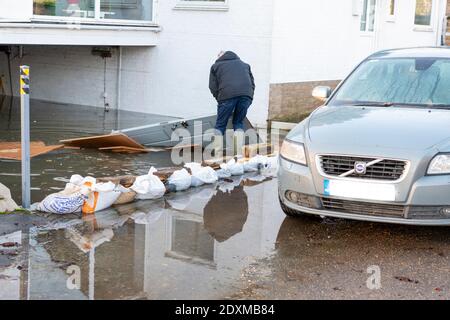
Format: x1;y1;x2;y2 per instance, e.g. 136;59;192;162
278;157;450;226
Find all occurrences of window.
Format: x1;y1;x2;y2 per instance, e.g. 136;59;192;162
33;0;154;23
174;0;229;11
360;0;377;32
414;0;433;26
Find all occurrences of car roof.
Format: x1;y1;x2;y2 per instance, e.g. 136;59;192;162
368;47;450;59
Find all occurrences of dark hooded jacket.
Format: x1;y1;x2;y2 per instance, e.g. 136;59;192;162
209;51;255;102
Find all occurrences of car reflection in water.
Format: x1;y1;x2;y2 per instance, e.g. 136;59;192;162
0;174;284;300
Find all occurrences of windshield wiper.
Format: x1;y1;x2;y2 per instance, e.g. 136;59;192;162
349;102;395;107
426;104;450;110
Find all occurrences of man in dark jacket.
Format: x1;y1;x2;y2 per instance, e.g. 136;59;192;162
209;51;255;135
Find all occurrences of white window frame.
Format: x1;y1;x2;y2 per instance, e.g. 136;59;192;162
360;0;377;33
174;0;229;12
32;0;158;27
413;0;435;31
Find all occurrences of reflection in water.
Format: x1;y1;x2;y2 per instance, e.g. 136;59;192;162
0;177;284;300
204;186;248;243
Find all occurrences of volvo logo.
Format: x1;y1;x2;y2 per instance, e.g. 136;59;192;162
354;162;367;175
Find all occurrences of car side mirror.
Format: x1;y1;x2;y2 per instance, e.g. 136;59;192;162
312;86;332;102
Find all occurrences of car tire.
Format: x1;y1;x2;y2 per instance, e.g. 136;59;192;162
279;197;315;218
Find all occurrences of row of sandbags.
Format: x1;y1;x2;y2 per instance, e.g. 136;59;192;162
32;155;278;215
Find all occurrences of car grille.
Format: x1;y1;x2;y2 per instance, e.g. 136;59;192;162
319;155;407;181
321;197;406;218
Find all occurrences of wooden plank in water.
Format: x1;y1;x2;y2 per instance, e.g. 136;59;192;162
98;146;167;154
0;141;63;161
99;146;150;154
60;133;145;150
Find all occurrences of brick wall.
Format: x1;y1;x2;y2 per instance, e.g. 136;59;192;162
268;80;340;123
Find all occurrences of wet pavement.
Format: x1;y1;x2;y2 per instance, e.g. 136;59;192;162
233;216;450;300
1;97;450;300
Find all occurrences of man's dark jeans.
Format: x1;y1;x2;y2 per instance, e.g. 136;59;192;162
215;96;253;135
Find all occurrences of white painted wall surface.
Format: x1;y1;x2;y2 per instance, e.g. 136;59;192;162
0;0;33;21
270;0;445;85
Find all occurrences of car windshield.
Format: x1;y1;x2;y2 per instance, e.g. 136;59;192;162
329;57;450;108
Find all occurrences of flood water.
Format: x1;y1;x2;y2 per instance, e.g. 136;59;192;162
0;96;177;204
0;97;286;300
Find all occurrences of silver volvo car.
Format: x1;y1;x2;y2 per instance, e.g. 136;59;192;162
278;47;450;225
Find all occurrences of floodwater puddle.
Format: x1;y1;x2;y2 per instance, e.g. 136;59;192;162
0;97;286;300
0;176;285;300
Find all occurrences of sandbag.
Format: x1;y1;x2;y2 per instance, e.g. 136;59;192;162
131;167;166;200
167;168;192;192
185;163;218;187
220;159;244;176
81;180;121;214
113;185;137;205
0;182;19;213
216;169;232;179
35;185;90;215
243;155;270;172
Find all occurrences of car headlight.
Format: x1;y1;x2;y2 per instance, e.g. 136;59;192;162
427;154;450;175
280;140;307;166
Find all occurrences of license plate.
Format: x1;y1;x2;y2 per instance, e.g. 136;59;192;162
324;179;396;202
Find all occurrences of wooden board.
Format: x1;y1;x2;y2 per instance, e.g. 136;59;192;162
98;146;167;154
99;146;150;154
0;142;63;161
60;133;145;150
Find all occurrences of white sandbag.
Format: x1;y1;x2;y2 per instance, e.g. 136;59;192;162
131;167;166;200
0;182;19;213
167;168;192;192
69;174;84;186
220;159;244;176
216;169;232;179
243;155;270;172
92;181;116;193
81;180;121;214
185;163;218;187
35;186;90;215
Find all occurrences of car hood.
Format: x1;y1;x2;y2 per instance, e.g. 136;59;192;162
307;106;450;151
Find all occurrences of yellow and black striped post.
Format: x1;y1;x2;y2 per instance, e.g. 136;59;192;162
20;65;31;209
20;66;30;95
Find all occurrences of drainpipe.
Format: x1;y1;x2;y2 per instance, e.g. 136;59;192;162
116;46;122;130
7;47;13;97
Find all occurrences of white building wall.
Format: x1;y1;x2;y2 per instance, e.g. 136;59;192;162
270;0;445;85
119;0;274;126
